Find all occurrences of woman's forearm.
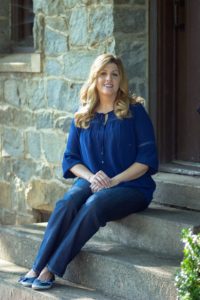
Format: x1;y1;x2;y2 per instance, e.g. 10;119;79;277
111;162;149;186
70;164;94;182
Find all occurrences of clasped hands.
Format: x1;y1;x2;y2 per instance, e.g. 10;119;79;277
89;170;119;193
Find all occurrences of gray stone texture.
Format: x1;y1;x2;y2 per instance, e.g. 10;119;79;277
47;79;80;112
26;179;68;211
69;7;88;46
2;128;24;158
41;132;66;164
88;6;113;47
26;80;46;110
34;0;65;15
115;0;146;4
4;80;27;107
45;28;68;55
0;80;4;102
26;131;41;160
45;58;63;76
54;113;73;133
63;52;97;81
0;181;11;209
12;159;37;182
35;110;54;129
114;8;146;33
0;1;9;15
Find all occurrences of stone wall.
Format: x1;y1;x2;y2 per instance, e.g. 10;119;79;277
0;0;148;225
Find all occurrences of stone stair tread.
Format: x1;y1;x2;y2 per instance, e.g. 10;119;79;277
95;203;200;257
4;203;200;235
64;237;179;300
0;259;114;300
0;226;179;300
83;237;180;275
154;172;200;187
139;203;200;225
1;203;199;259
153;172;200;210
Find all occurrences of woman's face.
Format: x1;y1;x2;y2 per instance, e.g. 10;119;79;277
96;63;120;99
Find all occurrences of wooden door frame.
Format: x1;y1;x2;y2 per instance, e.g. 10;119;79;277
149;0;200;175
149;0;176;164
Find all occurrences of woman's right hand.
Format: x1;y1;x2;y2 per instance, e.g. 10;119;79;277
89;170;111;193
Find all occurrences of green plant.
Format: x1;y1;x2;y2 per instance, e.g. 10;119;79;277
175;228;200;300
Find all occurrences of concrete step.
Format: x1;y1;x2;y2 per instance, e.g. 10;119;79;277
96;203;200;258
0;259;113;300
153;172;200;210
0;226;179;300
0;204;199;259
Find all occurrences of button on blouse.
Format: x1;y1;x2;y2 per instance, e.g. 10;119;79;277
62;103;158;201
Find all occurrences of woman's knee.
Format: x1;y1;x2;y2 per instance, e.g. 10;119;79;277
55;184;91;210
85;193;108;222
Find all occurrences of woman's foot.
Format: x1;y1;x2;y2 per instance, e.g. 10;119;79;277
25;269;38;278
37;267;53;281
18;269;38;287
32;267;55;290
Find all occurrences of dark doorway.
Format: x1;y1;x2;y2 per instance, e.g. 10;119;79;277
151;0;200;173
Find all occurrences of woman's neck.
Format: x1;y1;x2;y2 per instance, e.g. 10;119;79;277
96;97;115;113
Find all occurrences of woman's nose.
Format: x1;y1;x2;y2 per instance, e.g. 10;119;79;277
105;73;112;80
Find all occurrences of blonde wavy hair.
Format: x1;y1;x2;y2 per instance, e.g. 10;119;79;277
75;53;143;128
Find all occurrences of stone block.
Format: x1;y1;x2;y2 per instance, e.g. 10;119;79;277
0;105;13;126
0;1;9;15
114;0;145;4
4;80;26;107
35;110;54;129
45;28;68;55
63;0;78;8
45;59;63;76
0;158;12;181
69;7;88;46
54;113;73;133
116;41;147;78
47;80;80;112
63;52;97;81
26;179;69;212
26;131;41;160
46;16;69;33
1;210;16;225
35;162;53;180
114;8;145;33
41;132;65;164
34;0;67;14
0;181;11;209
0;79;4;102
12;108;35;128
26;80;46;110
16;213;38;225
88;7;113;46
12;159;37;182
2;128;24;158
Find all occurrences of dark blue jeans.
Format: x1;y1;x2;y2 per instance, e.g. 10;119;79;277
32;178;149;277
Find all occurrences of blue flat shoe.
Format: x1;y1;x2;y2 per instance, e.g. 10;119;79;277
32;275;55;290
18;276;37;287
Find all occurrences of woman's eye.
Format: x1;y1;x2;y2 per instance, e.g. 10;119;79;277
112;73;119;77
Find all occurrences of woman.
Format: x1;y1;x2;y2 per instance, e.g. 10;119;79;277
19;53;158;290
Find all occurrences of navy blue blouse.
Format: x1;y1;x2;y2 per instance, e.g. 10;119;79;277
62;103;158;201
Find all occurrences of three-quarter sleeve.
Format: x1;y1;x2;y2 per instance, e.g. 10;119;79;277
62;119;82;179
133;104;158;175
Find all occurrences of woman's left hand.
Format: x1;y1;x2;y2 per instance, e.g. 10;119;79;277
90;170;111;193
90;175;120;193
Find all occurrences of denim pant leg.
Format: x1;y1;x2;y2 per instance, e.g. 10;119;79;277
47;186;148;277
32;178;92;274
